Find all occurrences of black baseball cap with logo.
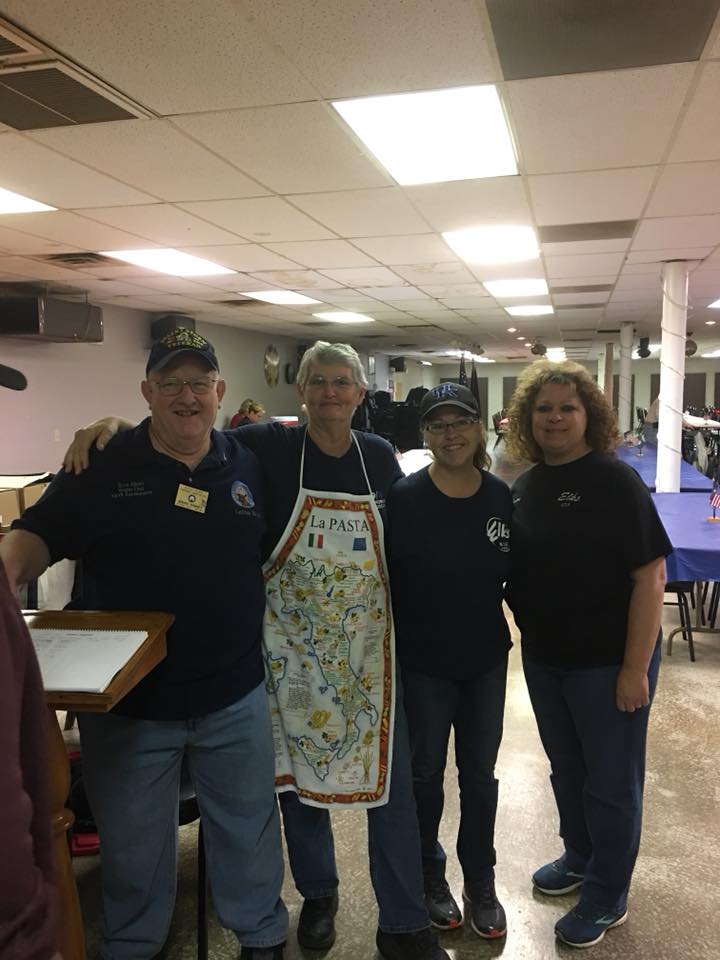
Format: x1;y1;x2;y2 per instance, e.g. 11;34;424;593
419;383;479;421
146;328;220;375
0;362;27;391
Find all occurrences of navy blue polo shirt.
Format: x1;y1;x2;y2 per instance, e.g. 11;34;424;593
14;420;266;720
234;423;402;558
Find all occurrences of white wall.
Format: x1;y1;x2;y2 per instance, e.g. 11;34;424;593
0;306;304;474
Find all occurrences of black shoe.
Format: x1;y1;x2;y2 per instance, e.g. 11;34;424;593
297;891;339;949
239;944;286;959
376;926;450;960
424;877;463;930
463;878;507;939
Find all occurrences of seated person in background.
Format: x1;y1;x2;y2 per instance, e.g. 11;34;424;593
230;398;265;428
0;330;288;960
0;361;59;960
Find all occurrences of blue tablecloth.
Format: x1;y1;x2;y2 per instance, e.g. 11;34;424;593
652;493;720;582
617;444;713;492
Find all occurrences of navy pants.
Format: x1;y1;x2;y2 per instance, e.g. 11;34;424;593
522;644;661;912
279;692;430;933
402;659;508;885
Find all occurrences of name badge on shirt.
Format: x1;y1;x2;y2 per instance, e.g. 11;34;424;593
175;483;209;514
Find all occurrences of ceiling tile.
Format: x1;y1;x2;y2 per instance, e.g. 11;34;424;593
553;291;610;304
418;282;489;299
0;225;79;255
246;270;342;290
544;251;625;278
632;214;720;249
178;244;302;272
529;168;657;225
177;198;335;242
80;204;245;245
626;246;712;262
350;234;457;264
645;161;720;217
404;177;531;232
242;0;498;98
174;103;391;194
0;211;155;249
290;188;431;238
317;266;402;287
0;132;154;207
392;262;477;286
262;240;377;268
29;120;270;202
669;62;720;161
357;286;430;301
0;0;318;113
507;64;694;173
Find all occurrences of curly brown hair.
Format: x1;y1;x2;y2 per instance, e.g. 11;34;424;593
504;360;619;464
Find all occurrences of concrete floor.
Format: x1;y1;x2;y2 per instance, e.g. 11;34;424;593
72;599;720;960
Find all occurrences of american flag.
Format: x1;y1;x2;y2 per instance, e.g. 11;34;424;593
711;479;720;509
458;354;468;386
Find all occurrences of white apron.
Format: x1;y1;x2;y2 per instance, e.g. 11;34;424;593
262;431;395;808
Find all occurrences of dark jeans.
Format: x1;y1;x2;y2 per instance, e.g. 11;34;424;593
522;644;661;912
279;691;429;933
402;657;508;885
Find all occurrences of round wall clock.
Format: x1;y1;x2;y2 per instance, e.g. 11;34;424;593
263;344;280;387
284;362;296;385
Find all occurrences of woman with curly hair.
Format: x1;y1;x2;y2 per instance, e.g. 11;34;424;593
504;360;671;949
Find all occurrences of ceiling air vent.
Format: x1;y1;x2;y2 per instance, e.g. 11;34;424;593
0;21;153;130
217;299;256;307
42;252;121;267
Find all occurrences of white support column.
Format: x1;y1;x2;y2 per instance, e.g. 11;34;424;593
603;341;614;402
656;261;689;492
596;345;606;388
618;323;633;433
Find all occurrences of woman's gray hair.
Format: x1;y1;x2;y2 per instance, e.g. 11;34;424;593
296;341;368;389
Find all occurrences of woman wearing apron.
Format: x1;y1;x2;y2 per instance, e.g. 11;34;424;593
61;341;448;960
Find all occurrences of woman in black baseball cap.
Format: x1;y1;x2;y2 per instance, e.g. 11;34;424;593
387;382;512;941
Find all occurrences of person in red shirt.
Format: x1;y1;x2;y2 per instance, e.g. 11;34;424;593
229;398;265;429
0;361;59;960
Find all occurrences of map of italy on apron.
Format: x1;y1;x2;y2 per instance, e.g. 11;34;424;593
262;434;395;808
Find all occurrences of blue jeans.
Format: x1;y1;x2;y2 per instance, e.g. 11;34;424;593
522;644;661;912
402;658;508;884
78;682;288;959
279;692;429;933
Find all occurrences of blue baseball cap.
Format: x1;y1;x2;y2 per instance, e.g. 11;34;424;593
146;328;219;375
420;383;479;421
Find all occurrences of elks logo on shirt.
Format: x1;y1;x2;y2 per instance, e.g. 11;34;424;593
557;490;581;507
230;480;255;510
486;517;510;552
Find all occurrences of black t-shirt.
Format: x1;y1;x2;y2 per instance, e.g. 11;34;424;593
506;451;673;669
234;423;403;557
14;421;267;720
387;467;512;680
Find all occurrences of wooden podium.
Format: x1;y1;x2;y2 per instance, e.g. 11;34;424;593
24;609;173;960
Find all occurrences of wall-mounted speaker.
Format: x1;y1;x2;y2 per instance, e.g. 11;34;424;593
389;356;406;373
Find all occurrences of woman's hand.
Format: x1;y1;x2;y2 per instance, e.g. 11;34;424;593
62;417;131;474
615;665;649;712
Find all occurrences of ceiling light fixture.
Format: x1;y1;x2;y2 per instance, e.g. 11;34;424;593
419;360;433;366
507;327;517;333
483;278;548;298
545;347;567;361
442;225;539;265
701;348;720;357
100;248;235;276
446;349;494;363
706;320;716;325
332;85;517;186
709;298;720;308
244;290;322;305
0;186;56;214
517;336;525;341
505;305;554;317
312;311;375;323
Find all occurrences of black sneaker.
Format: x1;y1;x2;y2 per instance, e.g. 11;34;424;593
297;891;339;949
239;944;286;959
376;926;450;960
424;877;463;930
463;878;507;939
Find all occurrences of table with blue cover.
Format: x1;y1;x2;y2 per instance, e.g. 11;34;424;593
617;443;713;492
652;492;720;657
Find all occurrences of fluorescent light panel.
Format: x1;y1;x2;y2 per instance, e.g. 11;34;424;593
546;348;567;361
443;225;539;265
0;186;56;214
244;290;321;305
505;305;554;317
420;360;433;366
483;278;548;298
312;311;375;324
446;349;494;363
100;248;234;276
709;298;720;308
332;85;517;186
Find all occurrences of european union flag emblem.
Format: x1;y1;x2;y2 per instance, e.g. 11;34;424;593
353;537;366;551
